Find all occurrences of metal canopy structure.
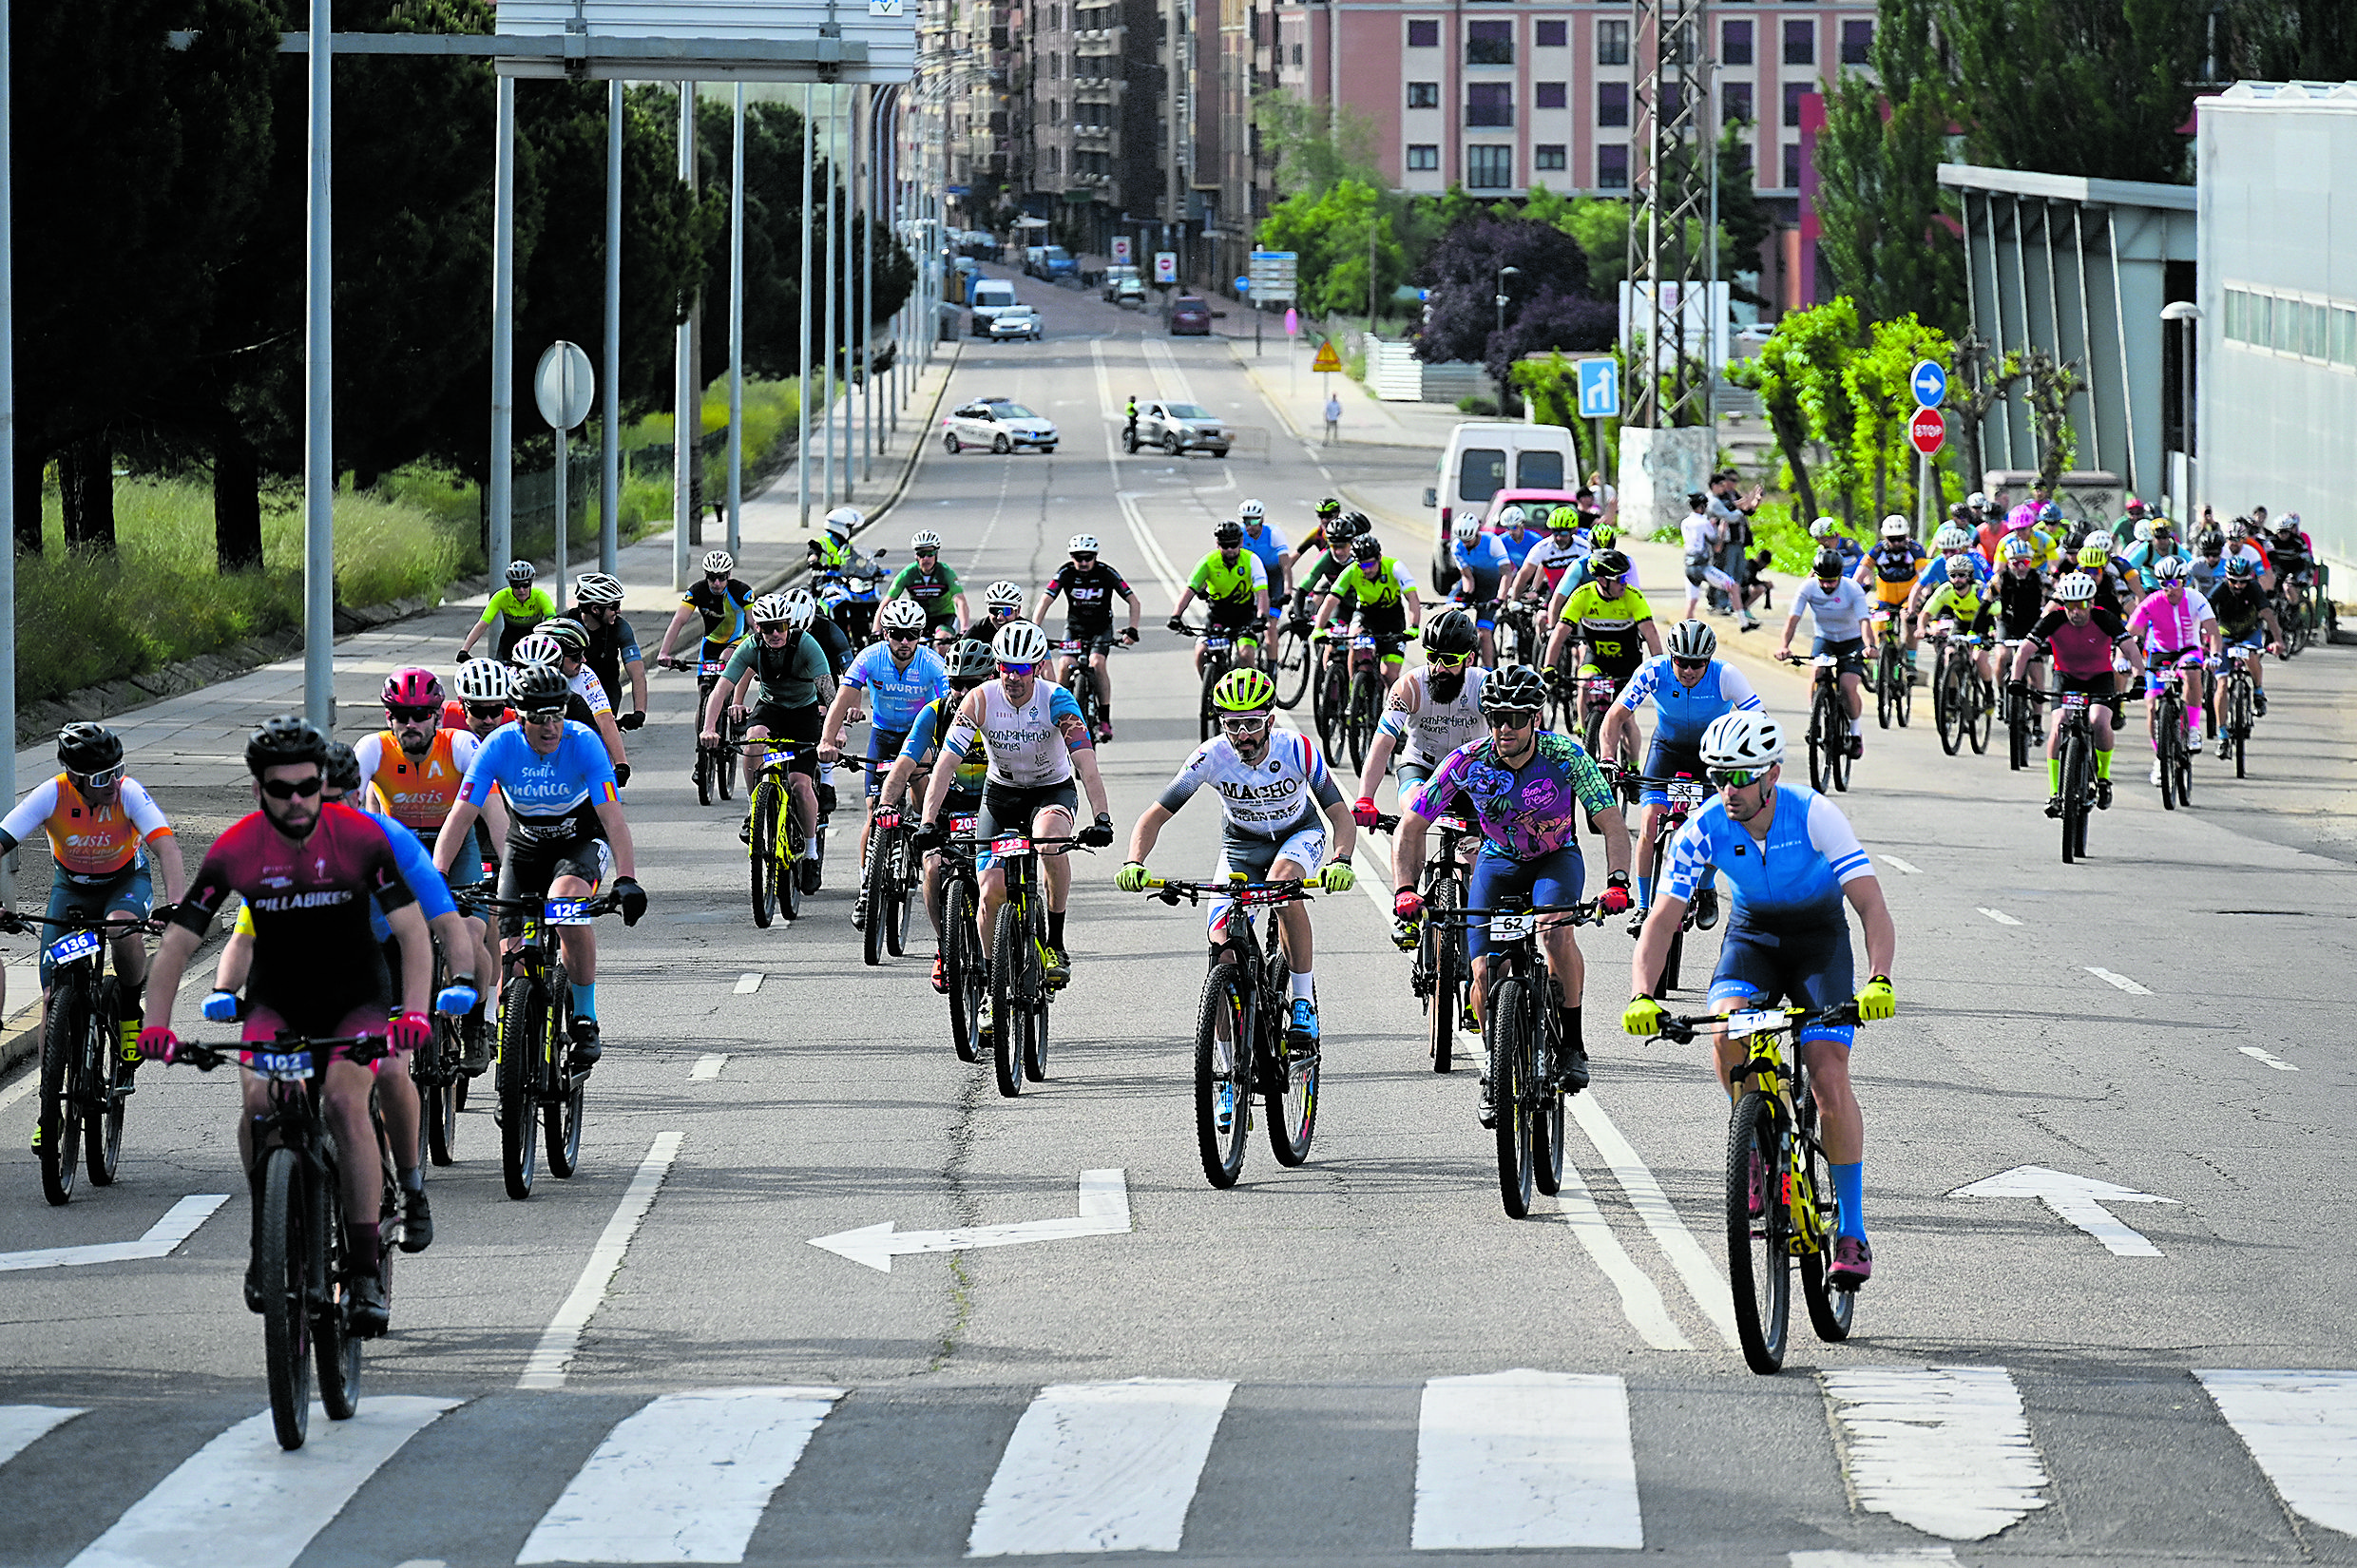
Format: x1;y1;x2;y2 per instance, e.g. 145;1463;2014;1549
494;1;914;80
1624;0;1709;430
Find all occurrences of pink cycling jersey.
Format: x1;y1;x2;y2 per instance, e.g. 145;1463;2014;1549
2126;587;2213;655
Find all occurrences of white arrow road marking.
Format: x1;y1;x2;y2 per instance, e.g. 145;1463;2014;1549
1412;1370;1643;1551
2240;1045;2299;1072
1823;1367;2048;1540
733;972;763;994
1878;855;1921;874
66;1396;459;1568
517;1386;845;1564
0;1195;230;1273
2197;1369;2357;1538
690;1054;729;1080
967;1379;1233;1557
811;1169;1132;1273
2085;966;2153;995
1570;1095;1740;1348
519;1132;683;1390
0;1405;85;1469
1975;908;2022;926
1948;1164;2178;1257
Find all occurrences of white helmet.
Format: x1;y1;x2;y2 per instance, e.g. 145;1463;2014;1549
1809;516;1839;539
1239;499;1264;521
1451;514;1482;544
879;598;928;632
992;619;1050;664
1699;709;1785;770
751;592;795;624
910;529;944;551
700;550;736;575
1068;534;1101;554
1664;619;1717;660
825;506;862;539
1495;503;1526;529
1967;491;1989;510
2132;520;2152;543
574;572;624;605
2054;572;2098;602
783;597;818;633
779;587;816;623
816;582;850;609
1932;525;1969;552
985;579;1025;610
510;633;563;667
2154;554;2189;583
1879;514;1911;540
455;660;511;704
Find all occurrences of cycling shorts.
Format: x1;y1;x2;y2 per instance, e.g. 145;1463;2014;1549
2144;647;2205;698
1581;642;1645;686
1464;846;1585;962
39;862;153;988
1059;630;1119;656
1708;921;1856;1049
2225;628;2267;656
1208;825;1327;941
1451;590;1500;631
750;701;823;778
239;1003;401;1074
1640;736;1705;808
2056;671;2117;699
497;832;612;937
865;727;910;798
976;779;1080;871
1811;635;1868;679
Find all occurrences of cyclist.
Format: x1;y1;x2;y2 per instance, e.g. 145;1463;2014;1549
568;573;648;733
654;549;756;673
1172;522;1272;674
1447;514;1514;665
140;717;436;1332
1853;515;1928;683
1989;534;2050;691
1811;516;1867;575
1680;490;1759;631
1777;547;1875;760
457;560;556;663
1236;500;1293;626
2010;571;2142;813
889;530;970;639
1312;534;1423;682
1911;555;2000;694
1119;667;1358;1048
1293;512;1360;615
1907;526;1989;621
807;505;862;574
1296;496;1345;555
438;663;646;1065
1600;619;1762;933
2267;517;2319;623
785;584;854;676
0;723;186;1073
1489;503;1543;573
918;620;1116;987
1035;535;1142;742
1508;507;1587;610
2128;556;2217;785
820;597;949;925
1540;548;1660;717
529;619;631;784
1543;522;1636;625
2120;516;2192;591
445;657;514;736
971;579;1028;644
2208;555;2284;746
705;592;837;882
1389;666;1632;1119
2060;539;2133;618
880;639;994;991
1353;609;1489;825
1620;709;1894;1291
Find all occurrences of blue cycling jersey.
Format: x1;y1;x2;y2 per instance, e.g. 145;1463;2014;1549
1615;656;1764;745
1451;534;1512;598
906;697;986;799
459;721;619;833
1238;523;1289;580
1493;527;1540;568
361;805;455;940
844;642;949;734
1663;784;1874;931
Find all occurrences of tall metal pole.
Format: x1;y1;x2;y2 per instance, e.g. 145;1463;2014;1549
302;0;335;729
862;86;875;481
798;83;814;533
839;87;854;494
823;86;838;509
671;82;696;591
490;77;516;592
601;79;623;576
727;83;746;560
553;424;569;607
0;0;17;819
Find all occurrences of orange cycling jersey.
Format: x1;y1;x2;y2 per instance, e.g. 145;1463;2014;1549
0;774;172;879
354;728;481;836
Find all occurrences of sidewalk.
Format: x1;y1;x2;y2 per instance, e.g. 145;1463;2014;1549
1226;334;1470;453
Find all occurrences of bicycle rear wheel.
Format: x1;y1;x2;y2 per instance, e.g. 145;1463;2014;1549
1273;622;1312;709
84;978;125;1188
36;980;86;1206
749;783;779;927
944;879;985;1062
861;829;891;966
1424;877;1462;1073
1967;672;1994;754
1531;1004;1565;1197
259;1148;313;1449
315;1171;362;1419
1193;965;1252;1188
990;908;1027;1097
499;979;540;1200
1725;1090;1792;1375
544;1075;585;1177
1264;958;1317;1167
779;806;806;922
1022;904;1051;1082
1795;1097;1856;1345
1488;979;1536;1219
1198;662;1222;742
424;1016;460;1167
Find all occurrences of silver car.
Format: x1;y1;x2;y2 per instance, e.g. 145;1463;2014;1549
1126;400;1230;457
943;397;1060;454
987;305;1044;341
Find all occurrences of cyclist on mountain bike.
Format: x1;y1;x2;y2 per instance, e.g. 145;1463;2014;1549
655;550;757;673
2058;539;2133;618
1601;619;1762;933
1390;666;1633;1121
567;573;648;732
969;579;1029;644
1313;535;1424;678
1508;507;1587;609
1811;516;1867;575
2208;556;2284;740
1353;609;1489;826
1036;535;1143;742
820;598;949;927
705;593;837;875
1912;556;2000;691
1854;515;1928;683
1295;496;1345;555
2011;572;2142;813
1778;548;1875;760
2120;517;2193;591
1447;514;1514;665
1540;548;1659;704
1172;522;1272;674
2127;556;2217;785
1906;526;1990;620
882;640;994;992
889;530;971;638
1119;667;1359;1049
1236;501;1293;626
458;560;556;663
1620;708;1894;1291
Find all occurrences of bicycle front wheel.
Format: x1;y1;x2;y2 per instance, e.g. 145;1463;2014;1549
749;783;779;927
779;804;807;922
2060;734;2091;865
989;907;1026;1097
1875;648;1895;729
884;832;913;957
1424;876;1462;1074
499;978;540;1201
1967;672;1994;754
1347;669;1382;773
944;878;985;1062
1725;1090;1792;1375
1273;622;1312;709
1488;979;1536;1219
259;1147;313;1449
1265;959;1317;1167
36;979;86;1206
1935;660;1965;755
861;828;892;966
85;978;125;1189
1193;965;1252;1188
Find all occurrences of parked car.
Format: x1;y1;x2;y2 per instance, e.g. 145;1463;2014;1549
943;397;1060;454
1423;423;1579;591
987;304;1044;341
1102;265;1145;305
968;278;1020;336
958;230;1001;260
1126;400;1229;458
1167;295;1213;335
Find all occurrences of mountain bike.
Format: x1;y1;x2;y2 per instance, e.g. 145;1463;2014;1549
1377;809;1477;1073
1928;627;1995;756
739;740;847;926
977;832;1089;1098
934;810;987;1061
1620;770;1708;994
414;935;480;1168
1270;611;1316;710
7;910;153;1206
2000;643;2046;771
2052;690;2100;864
1131;874;1322;1188
1316;630;1389;773
2151;653;2200;811
1656;1001;1864;1375
1870;611;1911;729
161;1032;403;1449
1052;636;1122;739
462;890;620;1200
1780;653;1852;794
1174;622;1255;741
860;795;921;967
2215;651;2268;778
1459;895;1601;1219
665;653;741;805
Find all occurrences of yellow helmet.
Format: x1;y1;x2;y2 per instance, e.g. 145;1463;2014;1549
1211;667;1277;713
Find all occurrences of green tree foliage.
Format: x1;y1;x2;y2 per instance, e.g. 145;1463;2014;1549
1813;0;1966;333
2220;0;2357;82
1251;88;1383;197
1841;314;1956;519
1939;0;2205;183
1256;180;1409;321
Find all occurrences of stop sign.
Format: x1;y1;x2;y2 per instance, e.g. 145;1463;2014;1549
1908;407;1945;455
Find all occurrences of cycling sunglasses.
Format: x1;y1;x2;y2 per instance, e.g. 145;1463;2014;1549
1485;709;1539;729
260;774;324;800
1426;651;1472;669
386;703;438;723
1071;552;1098;564
885;628;920;643
997;661;1038;677
1672;656;1711;672
466;703;509;722
522;706;568;724
1708;767;1765;789
69;763;125;790
914;547;939;558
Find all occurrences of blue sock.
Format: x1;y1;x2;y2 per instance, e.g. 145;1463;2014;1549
573;983;597;1022
1638;874;1654;908
1830;1161;1866;1240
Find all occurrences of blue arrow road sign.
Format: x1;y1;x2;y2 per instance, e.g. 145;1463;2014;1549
1910;358;1947;409
1577;357;1621;419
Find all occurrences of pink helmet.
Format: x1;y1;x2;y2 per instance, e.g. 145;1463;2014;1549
382;666;445;709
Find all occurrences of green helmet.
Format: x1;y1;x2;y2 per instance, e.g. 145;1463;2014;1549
1549;506;1582;532
1211;666;1277;713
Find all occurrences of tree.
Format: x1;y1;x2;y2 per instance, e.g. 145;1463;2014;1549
2222;0;2357;82
1251;88;1383;197
2019;348;2087;490
1256;180;1409;322
1813;0;1965;332
1946;331;2026;488
1842;314;1957;520
1940;0;2205;184
1411;216;1611;391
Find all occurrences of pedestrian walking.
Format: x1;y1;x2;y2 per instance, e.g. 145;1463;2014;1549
1324;392;1342;445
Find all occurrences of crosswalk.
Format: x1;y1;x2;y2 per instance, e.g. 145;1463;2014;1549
10;1366;2355;1563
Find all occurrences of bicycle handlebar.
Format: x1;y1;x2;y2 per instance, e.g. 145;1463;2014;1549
452;889;623;918
0;908;164;938
1129;875;1315;908
163;1035;392;1072
1656;1000;1863;1044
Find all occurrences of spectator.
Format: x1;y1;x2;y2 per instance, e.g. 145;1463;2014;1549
1324;392;1342;445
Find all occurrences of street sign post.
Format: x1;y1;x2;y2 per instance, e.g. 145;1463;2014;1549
1910;358;1948;409
535;339;596;606
1908;407;1945;454
1153;251;1178;285
1576;357;1619;481
1111;236;1132;264
1908;405;1946;536
1311;339;1342;373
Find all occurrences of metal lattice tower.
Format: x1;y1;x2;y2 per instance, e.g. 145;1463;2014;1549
1624;0;1710;428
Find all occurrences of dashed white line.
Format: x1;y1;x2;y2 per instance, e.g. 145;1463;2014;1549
1879;855;1922;874
518;1131;683;1391
2085;966;2153;995
733;972;764;994
1568;1095;1740;1350
1975;908;2022;926
691;1054;730;1080
2239;1045;2299;1072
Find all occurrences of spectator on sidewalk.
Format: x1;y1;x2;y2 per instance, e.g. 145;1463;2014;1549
1588;470;1619;527
1324;392;1342;445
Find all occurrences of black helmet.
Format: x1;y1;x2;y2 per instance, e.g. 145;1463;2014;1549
1421;607;1479;658
509;663;571;709
1589;548;1631;580
1340;509;1373;537
1315;496;1342;519
56;722;123;778
244;714;330;776
1213;521;1243;546
1479;664;1548;717
1352;535;1382;563
1812;547;1847;578
949;638;996;684
540;617;590;655
322;740;362;794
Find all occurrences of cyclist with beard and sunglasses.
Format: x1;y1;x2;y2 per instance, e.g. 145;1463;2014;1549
1352;608;1488;824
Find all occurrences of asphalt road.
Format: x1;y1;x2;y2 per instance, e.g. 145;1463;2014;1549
5;276;2357;1568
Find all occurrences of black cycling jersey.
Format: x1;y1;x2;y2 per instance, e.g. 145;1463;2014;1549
1990;569;2049;635
1043;561;1136;636
684;578;757;643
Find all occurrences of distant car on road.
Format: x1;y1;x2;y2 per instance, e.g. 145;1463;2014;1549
1126;400;1229;458
968;278;1021;336
987;305;1044;341
1024;244;1078;282
1167;295;1213;335
1102;266;1146;306
944;397;1060;454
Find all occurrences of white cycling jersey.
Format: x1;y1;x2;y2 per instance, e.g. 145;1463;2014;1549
1376;665;1489;770
1156;729;1342;840
567;667;614;717
1524;537;1583;584
944;678;1084;788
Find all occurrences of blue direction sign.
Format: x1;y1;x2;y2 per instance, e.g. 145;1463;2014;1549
1577;357;1621;419
1910;358;1947;409
1236;276;1251;294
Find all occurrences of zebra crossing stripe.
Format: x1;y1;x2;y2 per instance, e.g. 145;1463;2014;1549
966;1379;1235;1557
66;1395;459;1568
516;1386;846;1564
0;1405;84;1469
1412;1370;1643;1551
1823;1367;2047;1540
2197;1368;2357;1537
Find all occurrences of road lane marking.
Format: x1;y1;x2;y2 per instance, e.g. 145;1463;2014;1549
811;1169;1131;1272
65;1396;459;1568
1550;1166;1693;1351
1411;1370;1643;1550
1975;908;2022;926
0;1405;84;1468
517;1386;845;1564
1569;1095;1741;1349
1948;1164;2177;1257
2197;1369;2357;1538
2240;1045;2298;1071
1822;1367;2047;1540
1879;855;1921;874
2085;966;2152;994
1791;1553;1957;1567
0;1195;231;1273
690;1054;729;1080
733;972;763;994
967;1379;1234;1557
518;1131;683;1391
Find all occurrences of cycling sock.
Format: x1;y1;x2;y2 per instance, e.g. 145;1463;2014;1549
1290;968;1314;1002
399;1166;424;1195
2096;748;2113;778
1559;1004;1583;1054
572;983;598;1022
1830;1161;1866;1241
345;1221;382;1274
2046;756;2060;793
1638;875;1654;908
1046;909;1066;947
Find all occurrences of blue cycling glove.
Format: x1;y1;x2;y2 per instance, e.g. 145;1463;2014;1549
201;990;240;1023
435;980;480;1017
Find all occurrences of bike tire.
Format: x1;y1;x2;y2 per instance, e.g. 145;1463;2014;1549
1192;965;1253;1188
84;977;125;1188
1489;979;1536;1219
750;783;778;928
1660;919;1686;996
1936;660;1964;755
1264;958;1317;1167
1426;877;1462;1073
990;908;1026;1097
1273;623;1312;709
2175;732;2194;807
1795;1098;1856;1345
259;1147;314;1449
718;737;737;800
945;879;985;1063
1022;902;1051;1082
1198;662;1222;742
1347;669;1381;774
1725;1089;1792;1375
884;834;913;958
499;979;540;1200
1828;694;1853;793
1530;999;1565;1197
861;829;891;966
1806;696;1830;794
424;1017;460;1168
1968;673;1994;754
695;744;714;807
2157;702;2179;811
780;807;806;922
2060;735;2090;865
545;1076;585;1178
1875;648;1895;730
2008;698;2028;771
36;978;85;1206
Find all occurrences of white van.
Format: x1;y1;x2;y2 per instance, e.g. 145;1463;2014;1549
968;278;1020;336
1425;421;1579;586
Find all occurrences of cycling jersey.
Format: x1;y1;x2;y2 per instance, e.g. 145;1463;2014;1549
720;631;831;710
1556;552;1643;600
459;721;620;845
1663;785;1872;932
2119;540;2193;591
887;561;965;622
479;585;555;634
0;774;173;881
1332;559;1416;635
576;613;642;710
1188;550;1270;615
1859;541;1928;603
1449;534;1512;600
905;696;986;801
1919;582;1994;630
1924;551;1990;589
567;667;616;718
1236;523;1289;581
1408;732;1617;864
354;729;480;840
943;679;1090;788
1615;657;1762;744
1523;536;1583;589
2126;587;2213;655
682;578;757;646
1378;666;1490;771
843;642;949;734
1559;582;1657;667
1297;547;1351;602
1157;730;1341;842
2209;580;2272;642
1793;577;1874;642
2026;604;2132;678
1492;526;1540;568
1043;560;1136;635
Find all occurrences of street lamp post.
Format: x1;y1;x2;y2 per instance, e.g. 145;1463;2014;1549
1495;265;1522;403
2161;300;2201;521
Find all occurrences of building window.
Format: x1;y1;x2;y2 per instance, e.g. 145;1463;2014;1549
1721;19;1753;65
1598;19;1629;65
1783;81;1807;126
1782;142;1801;188
1534;143;1566;170
1723;82;1753;123
1466;82;1513;126
1598;143;1629;189
1466;20;1513;64
2336;304;2357;366
1535;18;1565;47
1291;42;1303;65
1050;53;1061;78
1840;20;1873;64
1466;143;1514;188
1408;18;1439;47
1407;143;1441;171
1598;81;1629;125
1536;81;1566;109
1408;81;1440;108
1783;19;1814;65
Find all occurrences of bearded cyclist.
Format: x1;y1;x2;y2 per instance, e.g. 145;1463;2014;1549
1353;609;1488;824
